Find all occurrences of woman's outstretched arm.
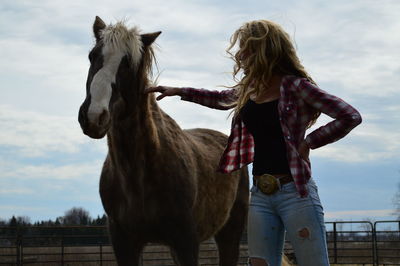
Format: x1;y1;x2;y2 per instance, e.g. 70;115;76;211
145;86;237;110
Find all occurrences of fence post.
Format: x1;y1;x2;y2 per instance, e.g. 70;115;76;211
333;222;337;264
61;230;64;266
374;221;379;266
15;227;22;266
100;243;103;266
372;222;377;266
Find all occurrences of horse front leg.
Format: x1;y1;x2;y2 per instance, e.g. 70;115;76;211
167;220;200;266
108;218;144;266
214;200;247;266
215;169;249;266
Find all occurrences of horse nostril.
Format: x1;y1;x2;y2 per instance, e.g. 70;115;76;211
98;110;109;127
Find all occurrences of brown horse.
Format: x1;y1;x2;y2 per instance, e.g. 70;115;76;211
78;16;249;266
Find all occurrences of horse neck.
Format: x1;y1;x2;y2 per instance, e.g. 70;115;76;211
107;76;182;175
108;85;153;157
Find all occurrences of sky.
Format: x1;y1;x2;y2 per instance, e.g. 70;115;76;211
0;0;399;224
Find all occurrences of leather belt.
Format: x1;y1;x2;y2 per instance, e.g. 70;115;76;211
253;174;293;195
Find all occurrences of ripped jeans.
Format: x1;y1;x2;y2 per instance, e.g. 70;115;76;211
247;178;330;266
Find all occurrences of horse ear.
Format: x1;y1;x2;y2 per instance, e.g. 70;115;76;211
93;16;106;42
141;31;162;46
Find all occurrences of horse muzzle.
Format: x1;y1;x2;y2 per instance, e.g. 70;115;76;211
78;105;110;139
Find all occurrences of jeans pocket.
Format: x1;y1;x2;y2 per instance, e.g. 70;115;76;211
307;180;323;210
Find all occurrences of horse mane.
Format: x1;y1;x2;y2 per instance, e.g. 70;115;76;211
141;41;157;86
101;21;150;70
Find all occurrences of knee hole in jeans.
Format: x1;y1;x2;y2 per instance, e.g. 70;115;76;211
248;257;269;266
298;227;310;239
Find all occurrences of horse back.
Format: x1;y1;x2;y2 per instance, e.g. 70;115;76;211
184;128;228;150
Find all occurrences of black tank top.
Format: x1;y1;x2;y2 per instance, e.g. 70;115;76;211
240;99;291;176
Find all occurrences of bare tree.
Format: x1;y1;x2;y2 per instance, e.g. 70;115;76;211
61;207;92;225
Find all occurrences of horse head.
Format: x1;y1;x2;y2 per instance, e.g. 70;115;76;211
78;16;161;139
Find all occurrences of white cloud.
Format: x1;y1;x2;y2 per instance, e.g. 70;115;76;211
310;117;400;163
0;36;89;115
285;1;400;98
0;160;102;181
0;188;34;195
0;105;105;157
0;38;88;89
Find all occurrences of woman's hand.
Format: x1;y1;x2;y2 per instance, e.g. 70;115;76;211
144;86;181;101
298;141;310;162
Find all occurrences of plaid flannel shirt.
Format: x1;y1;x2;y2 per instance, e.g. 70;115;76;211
180;75;362;196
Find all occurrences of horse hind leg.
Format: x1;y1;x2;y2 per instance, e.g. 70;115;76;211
215;169;249;266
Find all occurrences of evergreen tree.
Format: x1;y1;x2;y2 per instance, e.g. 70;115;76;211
16;216;31;226
9;216;17;227
100;214;107;225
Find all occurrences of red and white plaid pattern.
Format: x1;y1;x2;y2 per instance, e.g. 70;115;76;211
180;75;362;197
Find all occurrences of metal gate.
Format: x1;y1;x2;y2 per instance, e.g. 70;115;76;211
1;221;399;265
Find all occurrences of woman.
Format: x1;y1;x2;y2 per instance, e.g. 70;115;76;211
145;20;361;266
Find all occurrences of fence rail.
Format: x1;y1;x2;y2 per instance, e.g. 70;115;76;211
0;221;399;265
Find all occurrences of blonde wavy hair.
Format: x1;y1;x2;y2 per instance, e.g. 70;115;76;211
227;19;320;128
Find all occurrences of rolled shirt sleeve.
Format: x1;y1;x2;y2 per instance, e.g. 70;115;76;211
298;79;362;149
180;87;237;110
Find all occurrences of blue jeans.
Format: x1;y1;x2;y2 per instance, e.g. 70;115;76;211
247;178;330;266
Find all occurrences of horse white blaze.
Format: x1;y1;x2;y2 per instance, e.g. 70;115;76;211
87;49;125;124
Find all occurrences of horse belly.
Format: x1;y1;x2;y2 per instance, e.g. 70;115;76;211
193;171;241;241
182;128;244;240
